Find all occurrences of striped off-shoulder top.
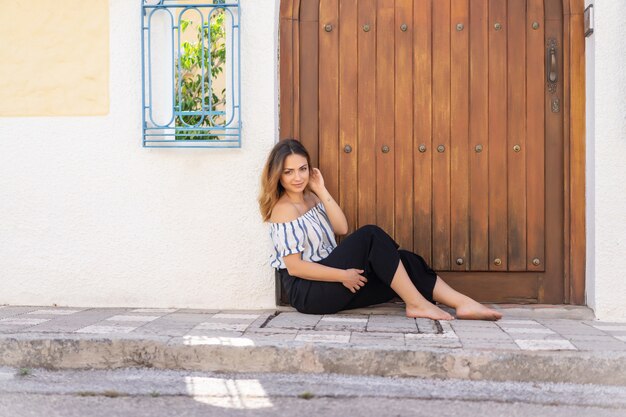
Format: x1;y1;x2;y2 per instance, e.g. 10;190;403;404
268;202;337;270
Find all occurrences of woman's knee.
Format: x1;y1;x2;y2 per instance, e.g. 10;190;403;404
355;225;398;248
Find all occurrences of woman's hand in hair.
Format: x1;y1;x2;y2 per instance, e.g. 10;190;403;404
308;167;349;235
308;168;326;195
341;269;368;293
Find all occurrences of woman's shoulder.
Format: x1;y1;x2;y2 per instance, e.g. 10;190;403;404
269;199;301;224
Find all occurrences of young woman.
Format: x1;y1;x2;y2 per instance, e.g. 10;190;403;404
259;139;502;321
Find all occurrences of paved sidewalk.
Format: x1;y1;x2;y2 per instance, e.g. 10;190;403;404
1;304;626;385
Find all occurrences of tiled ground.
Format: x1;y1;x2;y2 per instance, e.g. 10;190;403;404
1;306;625;352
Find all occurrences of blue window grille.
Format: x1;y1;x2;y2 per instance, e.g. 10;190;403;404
141;0;241;148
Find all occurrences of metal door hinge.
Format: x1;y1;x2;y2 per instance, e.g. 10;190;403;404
585;4;594;37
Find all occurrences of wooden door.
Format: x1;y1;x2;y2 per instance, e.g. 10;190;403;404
280;0;586;304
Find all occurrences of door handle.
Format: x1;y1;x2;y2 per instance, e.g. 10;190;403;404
547;43;557;83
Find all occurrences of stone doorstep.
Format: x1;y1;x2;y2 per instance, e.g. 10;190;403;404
0;303;615;380
0;304;596;323
491;305;596;320
2;335;626;386
0;305;609;349
570;341;626;351
6;323;625;352
350;332;405;344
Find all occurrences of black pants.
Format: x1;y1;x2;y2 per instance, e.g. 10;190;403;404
279;225;438;315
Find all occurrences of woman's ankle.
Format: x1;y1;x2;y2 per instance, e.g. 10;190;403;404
405;299;434;310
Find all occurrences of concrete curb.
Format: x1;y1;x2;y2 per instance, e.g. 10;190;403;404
2;335;626;386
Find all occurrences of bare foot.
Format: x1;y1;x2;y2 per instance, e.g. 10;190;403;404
455;299;503;321
406;302;454;321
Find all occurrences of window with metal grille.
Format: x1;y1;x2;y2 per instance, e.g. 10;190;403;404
141;0;241;148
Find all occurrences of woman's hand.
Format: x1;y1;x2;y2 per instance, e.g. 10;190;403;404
308;168;326;195
341;269;368;293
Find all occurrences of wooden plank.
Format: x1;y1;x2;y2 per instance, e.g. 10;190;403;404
357;0;377;227
318;0;340;199
542;0;565;303
292;3;301;138
394;0;414;250
300;0;318;22
375;0;395;237
562;8;571;303
558;0;586;304
432;0;451;270
439;272;539;303
506;0;527;270
468;0;489;271
279;13;294;139
339;0;358;233
413;0;433;264
299;0;320;167
569;6;586;305
488;0;508;271
278;0;298;306
450;0;469;271
280;0;294;20
292;0;301;19
570;0;584;15
526;0;545;272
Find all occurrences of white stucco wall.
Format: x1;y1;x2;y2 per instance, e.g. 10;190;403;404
2;0;625;318
0;0;280;308
585;1;626;321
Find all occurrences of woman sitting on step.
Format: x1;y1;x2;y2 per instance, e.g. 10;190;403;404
259;139;502;321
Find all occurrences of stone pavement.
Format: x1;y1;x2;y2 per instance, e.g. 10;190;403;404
1;303;626;385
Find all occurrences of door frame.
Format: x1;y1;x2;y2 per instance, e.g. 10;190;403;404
278;0;586;305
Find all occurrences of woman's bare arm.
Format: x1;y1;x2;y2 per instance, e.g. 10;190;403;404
284;254;366;293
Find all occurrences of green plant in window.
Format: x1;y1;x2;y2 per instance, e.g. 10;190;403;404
175;10;226;140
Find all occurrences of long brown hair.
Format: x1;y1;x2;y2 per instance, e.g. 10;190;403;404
258;139;312;221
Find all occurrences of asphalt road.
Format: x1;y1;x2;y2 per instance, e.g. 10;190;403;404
1;367;625;417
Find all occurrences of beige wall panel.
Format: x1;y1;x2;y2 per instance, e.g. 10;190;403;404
0;0;109;116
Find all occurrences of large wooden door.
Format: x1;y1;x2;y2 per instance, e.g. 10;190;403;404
280;0;586;304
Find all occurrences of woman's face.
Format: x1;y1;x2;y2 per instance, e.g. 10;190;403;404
280;154;309;194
